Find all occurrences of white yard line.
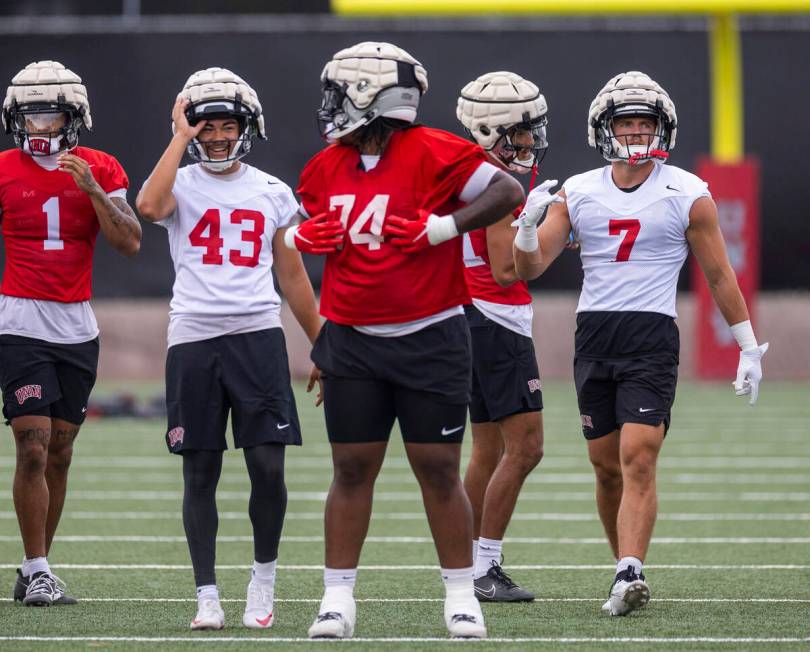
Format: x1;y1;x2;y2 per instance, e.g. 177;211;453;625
1;490;808;501
1;563;806;570
1;535;808;544
0;636;807;644
1;597;807;604
2;511;806;522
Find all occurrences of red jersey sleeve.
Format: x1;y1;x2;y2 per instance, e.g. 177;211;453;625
296;149;328;217
418;128;489;212
96;153;129;195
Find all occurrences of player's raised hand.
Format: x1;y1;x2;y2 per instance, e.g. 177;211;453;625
57;154;102;195
511;179;564;229
172;95;206;142
284;211;345;255
306;365;324;407
383;210;458;253
733;342;769;406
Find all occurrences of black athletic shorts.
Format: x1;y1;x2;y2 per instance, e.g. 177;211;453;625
0;334;98;426
466;304;542;424
310;316;472;443
164;328;301;454
573;311;679;440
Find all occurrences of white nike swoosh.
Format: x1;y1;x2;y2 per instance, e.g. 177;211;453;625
277;423;290;430
441;426;464;436
474;584;496;598
638;408;655;413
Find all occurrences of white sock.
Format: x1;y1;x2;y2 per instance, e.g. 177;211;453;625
196;584;219;602
472;539;479;565
441;566;475;602
616;556;643;576
324;567;357;590
321;567;356;610
474;537;502;579
252;559;277;583
21;557;49;577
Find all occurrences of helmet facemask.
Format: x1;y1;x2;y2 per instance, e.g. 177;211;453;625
185;99;258;172
488;115;549;174
596;102;673;166
7;102;83;157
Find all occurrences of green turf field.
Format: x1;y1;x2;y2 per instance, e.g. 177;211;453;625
1;381;808;651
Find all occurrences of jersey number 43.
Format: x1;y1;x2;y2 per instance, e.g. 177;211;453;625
189;208;265;267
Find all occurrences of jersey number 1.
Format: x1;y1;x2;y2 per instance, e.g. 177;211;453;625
42;197;64;251
609;218;640;262
189;209;265;267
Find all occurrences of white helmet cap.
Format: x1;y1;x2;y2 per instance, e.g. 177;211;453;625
179;67;266;171
2;60;91;155
588;71;677;165
457;71;549;173
318;41;428;140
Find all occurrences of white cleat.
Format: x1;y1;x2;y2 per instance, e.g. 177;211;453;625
445;598;487;639
308;600;356;639
602;570;650;616
243;577;274;629
190;598;225;630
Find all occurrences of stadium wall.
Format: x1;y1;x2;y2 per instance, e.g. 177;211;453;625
0;17;808;294
95;292;808;381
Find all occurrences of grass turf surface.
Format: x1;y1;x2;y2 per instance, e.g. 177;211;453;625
0;381;808;651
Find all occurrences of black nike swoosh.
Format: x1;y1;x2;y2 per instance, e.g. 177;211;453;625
666;185;680;192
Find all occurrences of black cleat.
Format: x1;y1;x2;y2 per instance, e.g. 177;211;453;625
473;562;535;602
16;569;77;606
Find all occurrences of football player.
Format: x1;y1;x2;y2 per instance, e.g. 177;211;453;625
455;72;557;602
512;71;769;616
136;68;322;631
287;42;524;639
0;60;141;606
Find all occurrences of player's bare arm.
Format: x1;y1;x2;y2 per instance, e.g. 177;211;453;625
686;196;749;324
485;214;522;287
513;189;571;280
687;195;769;403
57;153;141;257
136;96;205;222
453;171;524;233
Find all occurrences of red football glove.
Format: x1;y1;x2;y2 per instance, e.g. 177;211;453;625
284;211;345;255
383;210;458;253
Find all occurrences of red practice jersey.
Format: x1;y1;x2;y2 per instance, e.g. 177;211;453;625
0;147;128;302
298;126;488;325
463;213;531;306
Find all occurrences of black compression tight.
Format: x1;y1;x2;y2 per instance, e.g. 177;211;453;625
182;444;287;588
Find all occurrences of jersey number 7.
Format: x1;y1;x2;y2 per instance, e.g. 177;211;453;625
609;218;641;262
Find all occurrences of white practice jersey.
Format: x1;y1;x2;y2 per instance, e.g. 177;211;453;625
565;162;710;318
154;163;298;347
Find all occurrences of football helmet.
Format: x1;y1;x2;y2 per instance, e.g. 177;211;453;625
2;60;91;156
457;71;548;174
317;41;428;140
588;71;677;165
179;67;266;172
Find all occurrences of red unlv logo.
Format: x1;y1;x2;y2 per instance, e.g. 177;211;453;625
29;138;52;155
167;427;185;446
15;384;42;405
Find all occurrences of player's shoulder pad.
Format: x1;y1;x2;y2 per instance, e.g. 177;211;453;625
562;167;604;195
244;164;294;194
73;146;122;169
660;164;710;197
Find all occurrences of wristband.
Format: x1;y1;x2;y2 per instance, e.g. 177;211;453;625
426;214;459;245
730;320;758;351
514;225;539;253
284;225;301;251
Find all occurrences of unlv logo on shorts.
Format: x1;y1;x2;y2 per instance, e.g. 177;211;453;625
15;384;42;405
527;378;542;393
581;414;594;428
167;427;185;447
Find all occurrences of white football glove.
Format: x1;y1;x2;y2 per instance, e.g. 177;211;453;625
733;342;769;406
511;180;564;252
